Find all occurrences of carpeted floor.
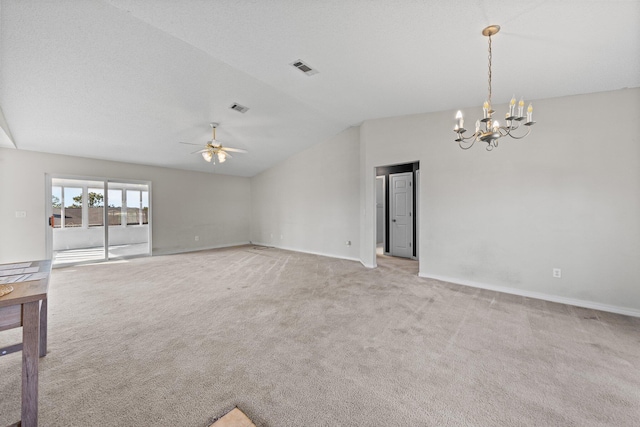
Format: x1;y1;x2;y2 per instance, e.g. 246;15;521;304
1;245;639;426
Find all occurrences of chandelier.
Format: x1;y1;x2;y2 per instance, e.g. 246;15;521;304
454;25;535;151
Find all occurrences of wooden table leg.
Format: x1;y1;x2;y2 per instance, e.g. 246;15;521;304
22;301;40;427
39;298;47;358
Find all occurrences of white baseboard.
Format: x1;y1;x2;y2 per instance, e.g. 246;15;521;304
419;272;640;318
152;241;251;257
250;242;361;263
252;241;376;268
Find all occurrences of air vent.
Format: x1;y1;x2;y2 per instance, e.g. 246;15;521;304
230;103;249;114
291;59;318;76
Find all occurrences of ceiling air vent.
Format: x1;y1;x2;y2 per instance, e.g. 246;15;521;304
230;103;249;114
291;59;318;76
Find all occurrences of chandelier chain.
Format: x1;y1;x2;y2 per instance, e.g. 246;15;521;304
487;34;492;107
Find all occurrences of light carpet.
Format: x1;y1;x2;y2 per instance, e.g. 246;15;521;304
1;245;639;426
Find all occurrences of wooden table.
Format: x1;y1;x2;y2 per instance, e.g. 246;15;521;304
0;260;51;427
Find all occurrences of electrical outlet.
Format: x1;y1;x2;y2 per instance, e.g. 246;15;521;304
15;211;27;218
195;236;199;241
346;240;351;246
553;268;561;278
280;234;283;240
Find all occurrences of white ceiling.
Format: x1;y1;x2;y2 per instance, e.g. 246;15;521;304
1;0;638;177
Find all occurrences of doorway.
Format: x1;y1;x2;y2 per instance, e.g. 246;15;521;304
47;176;151;266
375;162;419;260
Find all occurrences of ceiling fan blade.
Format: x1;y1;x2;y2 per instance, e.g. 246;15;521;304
179;141;202;146
191;148;209;154
223;147;248;153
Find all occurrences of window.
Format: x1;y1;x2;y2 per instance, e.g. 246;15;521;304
51;184;104;228
51;181;149;229
63;187;83;228
88;188;105;227
124;190;149;225
108;189;122;226
126;190;141;225
141;191;149;225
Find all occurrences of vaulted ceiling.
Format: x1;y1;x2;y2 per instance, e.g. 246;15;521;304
1;1;638;176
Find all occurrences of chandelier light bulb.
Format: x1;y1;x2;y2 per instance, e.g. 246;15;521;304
202;151;213;162
456;110;464;130
509;95;516;117
518;97;525;117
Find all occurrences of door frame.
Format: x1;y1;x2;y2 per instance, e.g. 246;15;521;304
375;162;419;260
414;169;420;260
375;175;386;254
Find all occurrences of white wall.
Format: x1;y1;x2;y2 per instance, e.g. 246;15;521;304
0;148;251;262
360;88;640;315
250;127;360;260
52;225;149;251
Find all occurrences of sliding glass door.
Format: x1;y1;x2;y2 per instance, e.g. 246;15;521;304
51;178;107;265
107;182;150;259
48;176;151;266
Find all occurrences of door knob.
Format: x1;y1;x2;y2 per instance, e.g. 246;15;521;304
392;219;396;222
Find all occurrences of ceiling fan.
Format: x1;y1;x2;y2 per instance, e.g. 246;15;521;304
180;122;248;164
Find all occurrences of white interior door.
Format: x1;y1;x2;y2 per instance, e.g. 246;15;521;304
390;172;413;258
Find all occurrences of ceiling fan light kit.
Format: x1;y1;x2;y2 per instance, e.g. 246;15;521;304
181;122;247;164
454;25;536;151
